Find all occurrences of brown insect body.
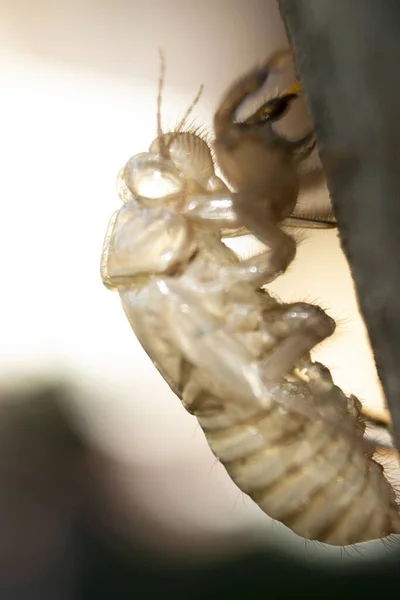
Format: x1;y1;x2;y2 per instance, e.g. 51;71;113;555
215;124;300;222
213;50;318;245
101;51;400;546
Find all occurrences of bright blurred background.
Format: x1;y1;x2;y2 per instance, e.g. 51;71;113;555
0;0;394;567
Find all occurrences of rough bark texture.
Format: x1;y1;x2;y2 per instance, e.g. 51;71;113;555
278;0;400;448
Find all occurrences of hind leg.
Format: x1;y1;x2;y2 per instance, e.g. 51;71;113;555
260;302;336;380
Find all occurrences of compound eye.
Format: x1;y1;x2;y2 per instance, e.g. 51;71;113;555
245;93;297;125
123;152;184;203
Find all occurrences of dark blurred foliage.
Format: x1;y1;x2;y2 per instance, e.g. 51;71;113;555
0;382;399;600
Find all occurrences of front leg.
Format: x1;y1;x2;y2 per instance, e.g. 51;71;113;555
185;190;296;288
224;192;297;286
185;192;241;230
215;225;296;289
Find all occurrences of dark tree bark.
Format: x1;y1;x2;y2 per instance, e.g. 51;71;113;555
278;0;400;448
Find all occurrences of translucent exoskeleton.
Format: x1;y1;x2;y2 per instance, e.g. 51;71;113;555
101;51;400;546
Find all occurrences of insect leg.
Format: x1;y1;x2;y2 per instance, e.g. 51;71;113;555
150;278;382;449
185;192;240;229
260;302;336;380
185;191;296;287
221;217;296;287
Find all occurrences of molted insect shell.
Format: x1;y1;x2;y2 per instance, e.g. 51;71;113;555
149;132;216;190
103;51;400;548
149;131;249;238
123;152;184;205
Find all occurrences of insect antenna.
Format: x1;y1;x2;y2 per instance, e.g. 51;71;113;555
156;48;169;159
166;83;204;150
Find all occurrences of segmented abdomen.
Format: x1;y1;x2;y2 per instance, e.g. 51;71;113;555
187;363;400;546
117;254;400;547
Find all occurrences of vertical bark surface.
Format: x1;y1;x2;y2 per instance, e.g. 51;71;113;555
279;0;400;447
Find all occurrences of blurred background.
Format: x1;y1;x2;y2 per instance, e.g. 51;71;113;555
0;0;398;596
